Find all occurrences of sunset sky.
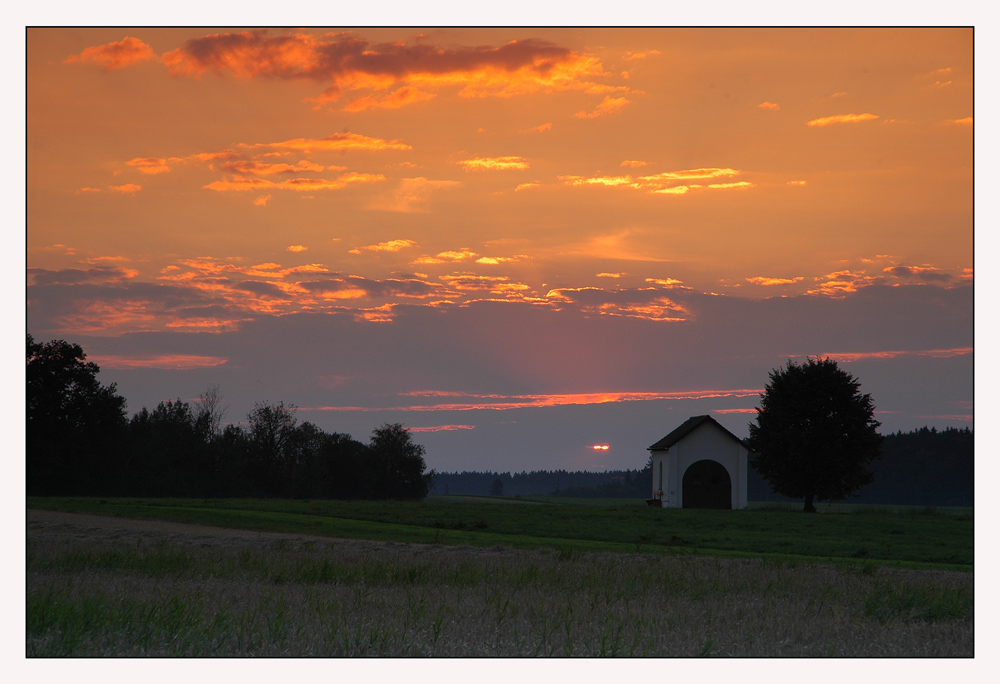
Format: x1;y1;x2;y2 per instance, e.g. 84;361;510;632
26;27;973;473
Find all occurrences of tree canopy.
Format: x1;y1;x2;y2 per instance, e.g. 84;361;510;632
747;357;883;512
27;334;128;494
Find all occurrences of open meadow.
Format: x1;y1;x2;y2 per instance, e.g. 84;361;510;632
26;498;973;657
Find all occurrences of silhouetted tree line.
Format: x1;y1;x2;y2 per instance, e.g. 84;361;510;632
26;335;433;500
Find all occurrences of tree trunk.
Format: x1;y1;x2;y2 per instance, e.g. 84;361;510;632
804;493;817;513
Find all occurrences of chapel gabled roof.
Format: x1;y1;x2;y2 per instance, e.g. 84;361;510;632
647;415;749;451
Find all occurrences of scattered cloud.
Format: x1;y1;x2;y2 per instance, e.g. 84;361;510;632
819;347;972;362
287;245;308;252
127;157;171;175
597;272;622;278
622;50;660;61
64;36;156;71
575;95;631;119
415;250;479;265
523;123;552;133
746;276;804;286
28;266;139;286
204;172;385;193
644;168;739;182
560;175;639;188
559;167;753;196
253;195;272;207
407;425;476;432
787;180;807;186
308;388;762;412
109;183;142;194
946;116;972;125
806;113;879;127
757;101;780;110
514;183;539;192
620;160;647;168
882;264;951;283
459;156;529;171
219;160;325;176
75;187;101;194
349;239;418;254
258;133;412;152
343;86;436;112
475;256;522;265
87;354;229;370
806;269;882;296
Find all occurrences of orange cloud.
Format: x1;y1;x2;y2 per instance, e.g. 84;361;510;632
787;180;807;186
597;272;622;278
514;183;539;192
806;270;881;296
623;50;660;61
560;175;639;188
620;160;647;168
350;239;417;254
746;276;804;286
87;354;228;370
818;348;973;362
640;168;739;181
475;256;522;265
204;172;384;193
305;388;762;412
414;250;479;265
806;113;879;127
575;95;631;119
287;245;308;252
259;133;412;152
219;159;325;176
64;36;156;71
343;86;436;112
407;425;476;432
524;122;552;133
127;157;171;175
758;102;780;110
253;195;271;207
706;181;753;189
159;31;607;109
459;156;529;171
946;116;973;125
75;187;101;194
109;183;141;194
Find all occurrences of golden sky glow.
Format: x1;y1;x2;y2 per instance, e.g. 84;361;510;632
26;27;973;471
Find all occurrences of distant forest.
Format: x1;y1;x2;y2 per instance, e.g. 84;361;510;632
432;427;973;507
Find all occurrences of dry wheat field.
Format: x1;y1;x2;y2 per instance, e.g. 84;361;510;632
26;510;973;657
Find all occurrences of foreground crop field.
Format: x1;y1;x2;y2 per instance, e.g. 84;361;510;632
27;510;973;657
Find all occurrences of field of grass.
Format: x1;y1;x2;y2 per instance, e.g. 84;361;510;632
27;496;974;570
27;517;973;657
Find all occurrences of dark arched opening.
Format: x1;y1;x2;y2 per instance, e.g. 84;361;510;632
682;459;732;509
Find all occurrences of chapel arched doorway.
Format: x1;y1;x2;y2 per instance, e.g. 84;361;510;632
682;459;732;509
